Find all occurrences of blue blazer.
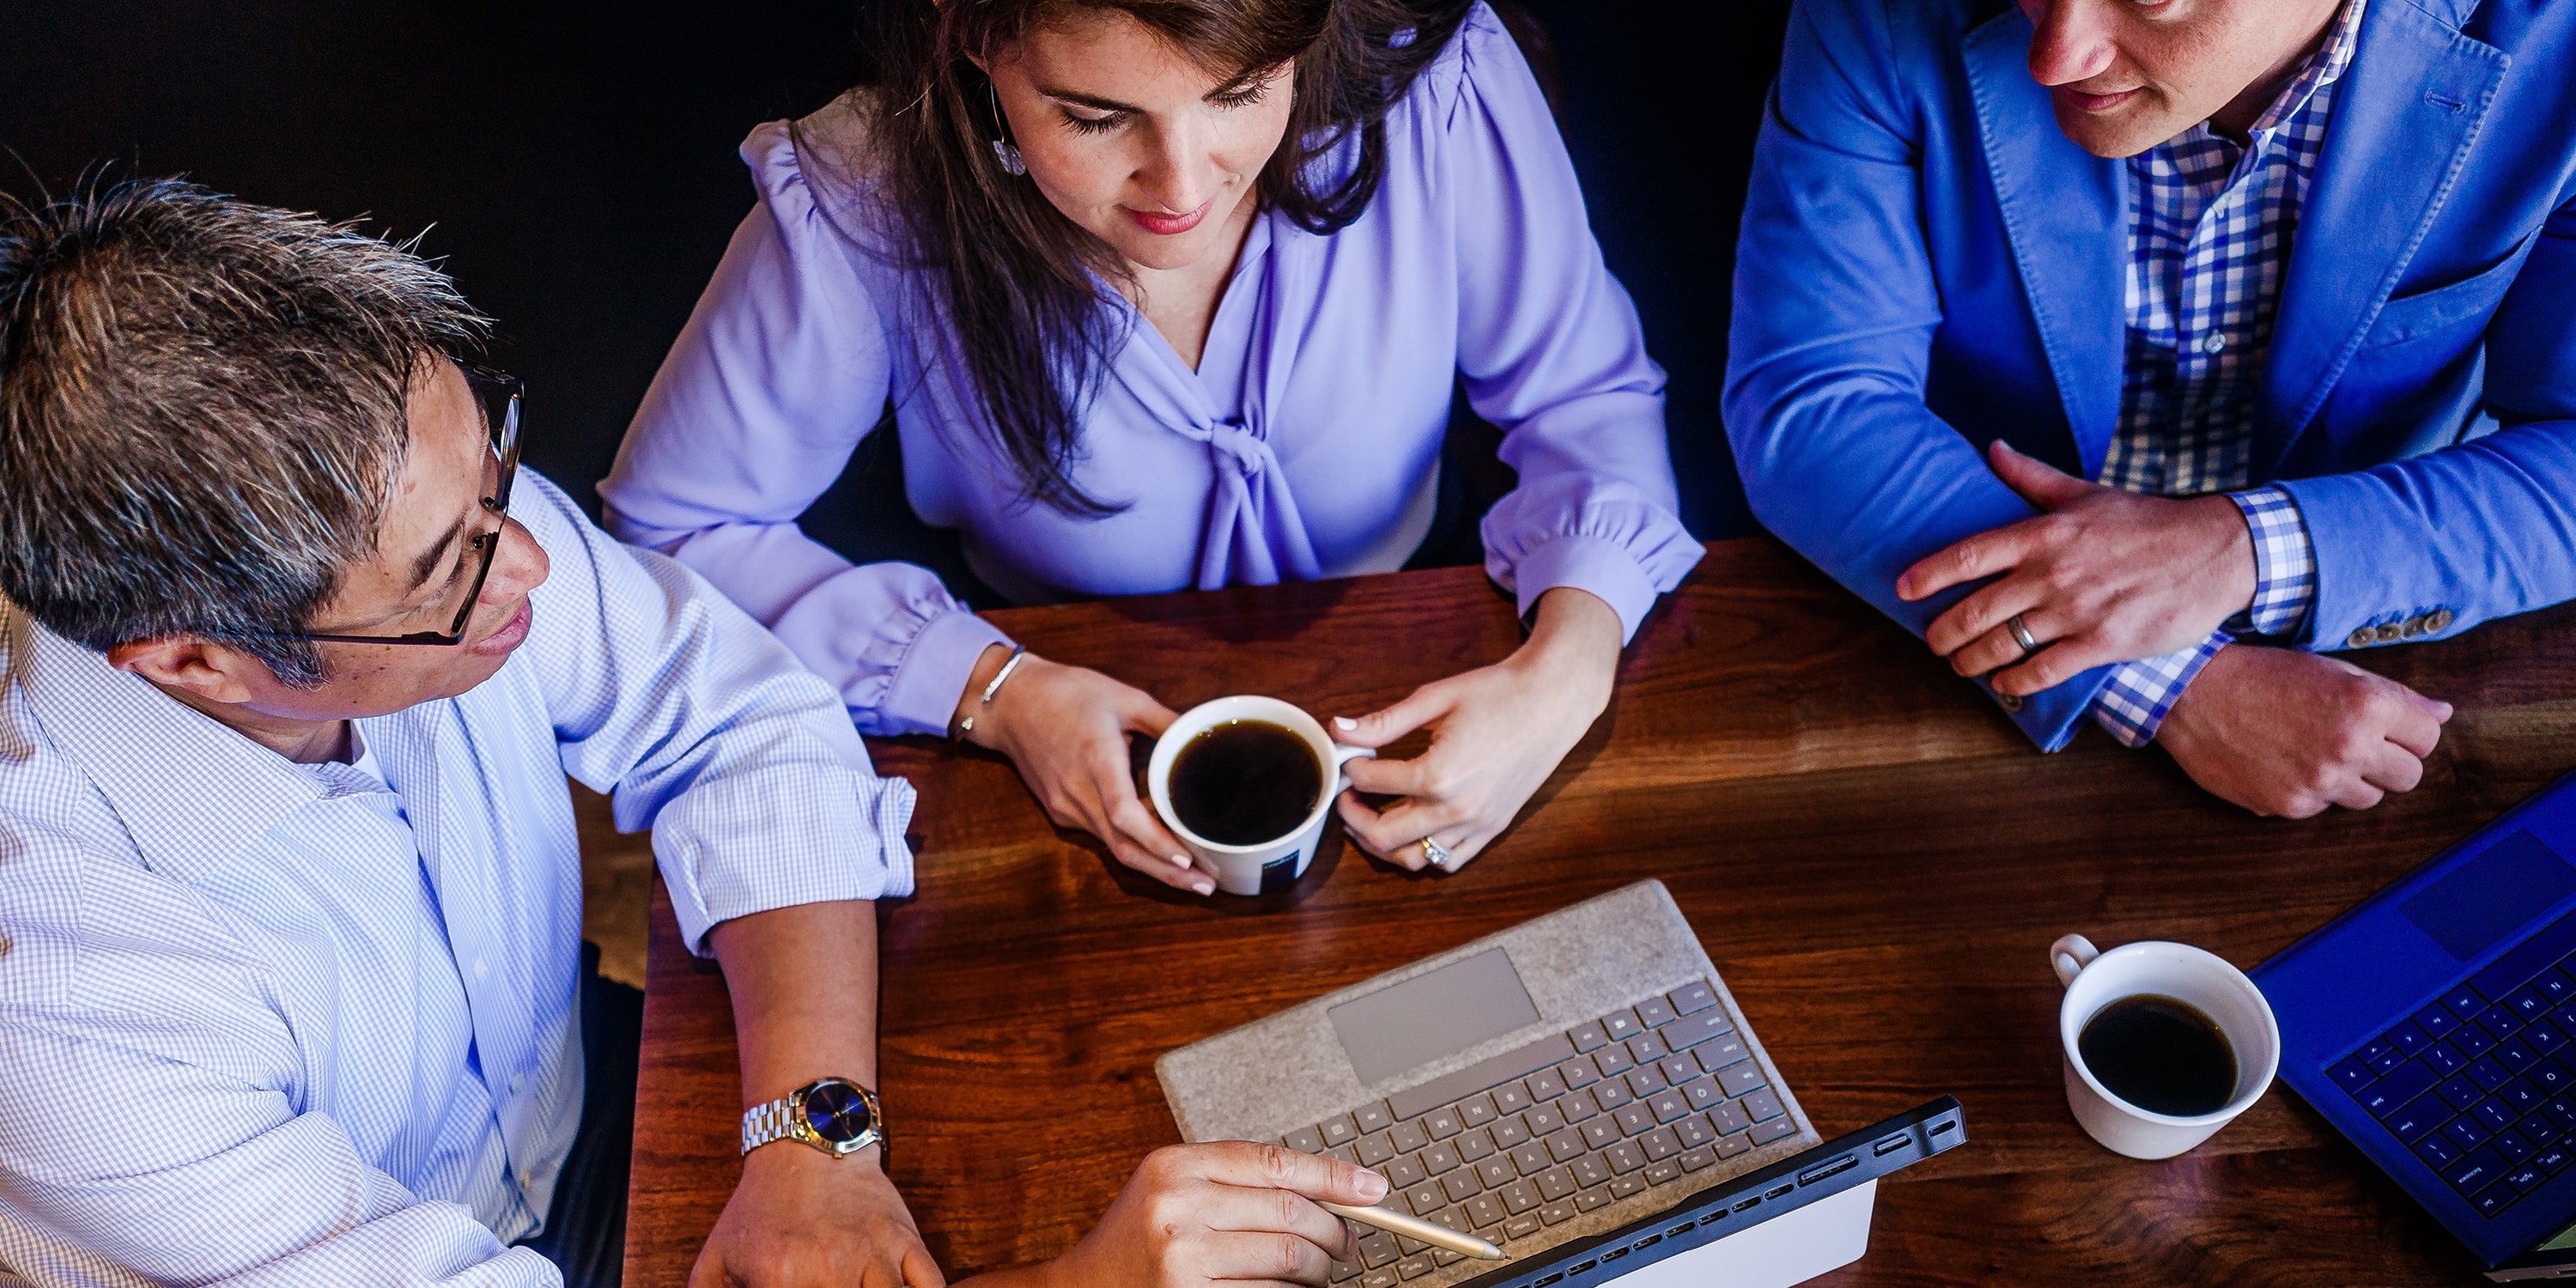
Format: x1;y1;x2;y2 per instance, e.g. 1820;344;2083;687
1723;0;2576;750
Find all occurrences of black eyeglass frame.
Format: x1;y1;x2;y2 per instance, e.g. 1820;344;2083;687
274;362;524;647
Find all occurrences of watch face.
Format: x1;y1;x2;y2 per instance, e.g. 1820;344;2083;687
804;1080;874;1145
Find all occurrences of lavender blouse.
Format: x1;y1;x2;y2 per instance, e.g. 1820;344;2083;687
601;3;1701;738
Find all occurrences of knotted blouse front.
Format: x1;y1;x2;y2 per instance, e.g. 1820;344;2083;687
601;3;1702;738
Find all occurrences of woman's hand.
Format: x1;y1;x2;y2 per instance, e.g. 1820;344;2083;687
1030;1143;1384;1288
1332;587;1622;872
956;646;1214;896
1895;440;2256;697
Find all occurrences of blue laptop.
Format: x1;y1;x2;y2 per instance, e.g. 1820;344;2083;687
2256;771;2576;1280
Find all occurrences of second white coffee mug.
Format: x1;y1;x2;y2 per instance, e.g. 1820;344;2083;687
1148;696;1372;896
2051;933;2281;1160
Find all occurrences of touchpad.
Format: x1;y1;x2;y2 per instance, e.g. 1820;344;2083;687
1327;947;1540;1084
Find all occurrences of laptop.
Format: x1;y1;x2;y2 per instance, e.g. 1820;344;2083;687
2253;770;2576;1280
1156;879;1966;1288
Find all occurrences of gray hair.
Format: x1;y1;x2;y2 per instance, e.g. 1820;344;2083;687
0;177;485;685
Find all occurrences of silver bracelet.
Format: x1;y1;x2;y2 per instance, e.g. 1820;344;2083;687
957;646;1029;737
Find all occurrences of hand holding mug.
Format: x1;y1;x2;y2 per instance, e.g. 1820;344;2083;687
1332;587;1622;873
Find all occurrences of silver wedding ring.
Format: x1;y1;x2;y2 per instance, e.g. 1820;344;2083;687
1419;836;1451;868
2007;612;2040;656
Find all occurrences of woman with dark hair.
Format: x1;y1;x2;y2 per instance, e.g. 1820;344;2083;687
603;0;1699;892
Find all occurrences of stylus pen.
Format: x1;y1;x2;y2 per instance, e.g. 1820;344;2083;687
1318;1200;1507;1261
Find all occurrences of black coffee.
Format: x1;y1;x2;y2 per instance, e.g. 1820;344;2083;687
1169;720;1322;846
2079;994;2239;1118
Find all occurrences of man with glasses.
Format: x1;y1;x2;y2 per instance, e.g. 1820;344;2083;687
0;181;1395;1288
0;180;947;1286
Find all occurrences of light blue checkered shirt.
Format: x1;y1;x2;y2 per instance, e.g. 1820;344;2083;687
2087;0;2354;745
0;473;915;1286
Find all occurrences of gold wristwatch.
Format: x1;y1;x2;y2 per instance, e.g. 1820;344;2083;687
740;1077;885;1161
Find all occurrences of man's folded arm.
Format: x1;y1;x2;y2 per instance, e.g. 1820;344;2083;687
0;1013;550;1286
512;474;916;955
2276;191;2576;654
1724;0;2115;750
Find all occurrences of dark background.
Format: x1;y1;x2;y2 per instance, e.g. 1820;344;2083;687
2;0;1788;550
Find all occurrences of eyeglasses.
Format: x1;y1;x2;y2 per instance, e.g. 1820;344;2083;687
283;363;524;647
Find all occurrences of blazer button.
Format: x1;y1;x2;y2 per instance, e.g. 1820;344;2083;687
2400;616;2426;638
2427;608;2455;633
1996;691;2026;713
2375;623;2403;643
2348;627;2376;648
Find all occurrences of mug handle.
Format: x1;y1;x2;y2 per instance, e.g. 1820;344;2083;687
2050;934;2100;989
1330;743;1376;795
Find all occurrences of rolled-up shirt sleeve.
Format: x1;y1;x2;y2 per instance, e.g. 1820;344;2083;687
517;473;916;953
1441;6;1704;641
598;123;1010;738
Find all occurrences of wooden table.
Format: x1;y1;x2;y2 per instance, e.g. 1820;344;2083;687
622;538;2576;1286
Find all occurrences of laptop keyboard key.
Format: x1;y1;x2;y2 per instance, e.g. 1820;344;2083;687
1566;1021;1608;1054
1628;1032;1669;1065
1593;1080;1634;1112
2480;1011;2522;1042
2360;1037;2398;1067
1423;1108;1463;1139
1575;1185;1613;1212
1571;1156;1611;1188
1458;1094;1497;1127
2510;987;2554;1024
1490;1117;1528;1150
2529;1021;2567;1057
1284;1126;1326;1153
1636;997;1676;1028
2501;1041;2544;1074
1663;1011;1735;1051
2439;1077;2486;1112
2329;1057;2376;1093
1388;1156;1427;1189
1388;1120;1430;1152
1556;1091;1596;1124
2388;1021;2434;1056
1646;1158;1683;1184
1360;1268;1399;1288
1649;1090;1692;1123
1499;1179;1540;1214
1546;1128;1585;1162
1456;1129;1496;1163
1536;1166;1576;1200
1709;1101;1753;1134
2416;1004;2462;1040
2425;1044;2468;1076
1492;1082;1533;1114
1742;1089;1787;1121
1626;1068;1667;1099
2356;1060;2435;1118
1420;1142;1461;1175
1441;1170;1481;1203
1719;1064;1768;1097
2495;1129;2537;1164
2476;1188;2519;1218
1527;1069;1569;1102
1614;1104;1656;1136
1511;1143;1550;1176
2385;1095;2447;1142
1557;1059;1600;1091
1660;1054;1700;1085
1540;1199;1577;1225
1606;1141;1646;1173
2470;1059;2515;1093
1504;1212;1542;1241
2506;1163;2549;1194
1594;1046;1635;1078
1581;1120;1619;1149
2448;987;2488;1020
2476;1102;2515;1133
1475;1156;1515;1188
1358;1232;1398;1267
1642;1127;1681;1161
1714;1130;1753;1157
1609;1175;1645;1199
1464;1194;1505;1227
1749;1116;1798;1145
1395;1255;1434;1280
1321;1115;1360;1147
2502;1081;2548;1115
1356;1133;1395;1166
2538;1144;2573;1174
1601;1009;1643;1042
2534;1062;2575;1096
2445;1117;2493;1151
1669;981;1717;1016
2448;1145;2507;1193
2454;1027;2499;1059
1524;1104;1564;1136
1674;1115;1714;1148
2415;1131;2463;1170
1697;1036;1752;1072
1681;1145;1718;1171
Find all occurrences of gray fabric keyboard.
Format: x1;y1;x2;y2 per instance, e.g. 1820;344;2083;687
1282;979;1798;1287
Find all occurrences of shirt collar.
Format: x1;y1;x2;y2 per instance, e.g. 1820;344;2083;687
2249;0;2369;137
6;605;334;886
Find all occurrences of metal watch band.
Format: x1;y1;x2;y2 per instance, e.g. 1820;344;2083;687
740;1096;800;1155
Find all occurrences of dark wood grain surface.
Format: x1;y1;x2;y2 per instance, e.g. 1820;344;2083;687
617;538;2576;1286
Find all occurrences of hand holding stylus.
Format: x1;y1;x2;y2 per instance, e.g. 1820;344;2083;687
1022;1142;1392;1286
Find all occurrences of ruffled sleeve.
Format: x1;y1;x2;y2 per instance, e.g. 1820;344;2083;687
1436;4;1704;641
600;113;1012;737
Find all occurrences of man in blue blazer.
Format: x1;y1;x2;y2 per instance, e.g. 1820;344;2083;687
1726;0;2575;817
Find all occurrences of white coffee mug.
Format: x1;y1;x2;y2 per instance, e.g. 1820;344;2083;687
1148;696;1372;896
2050;933;2281;1160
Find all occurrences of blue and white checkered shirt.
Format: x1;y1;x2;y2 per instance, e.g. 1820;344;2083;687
0;473;915;1286
2087;0;2355;746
